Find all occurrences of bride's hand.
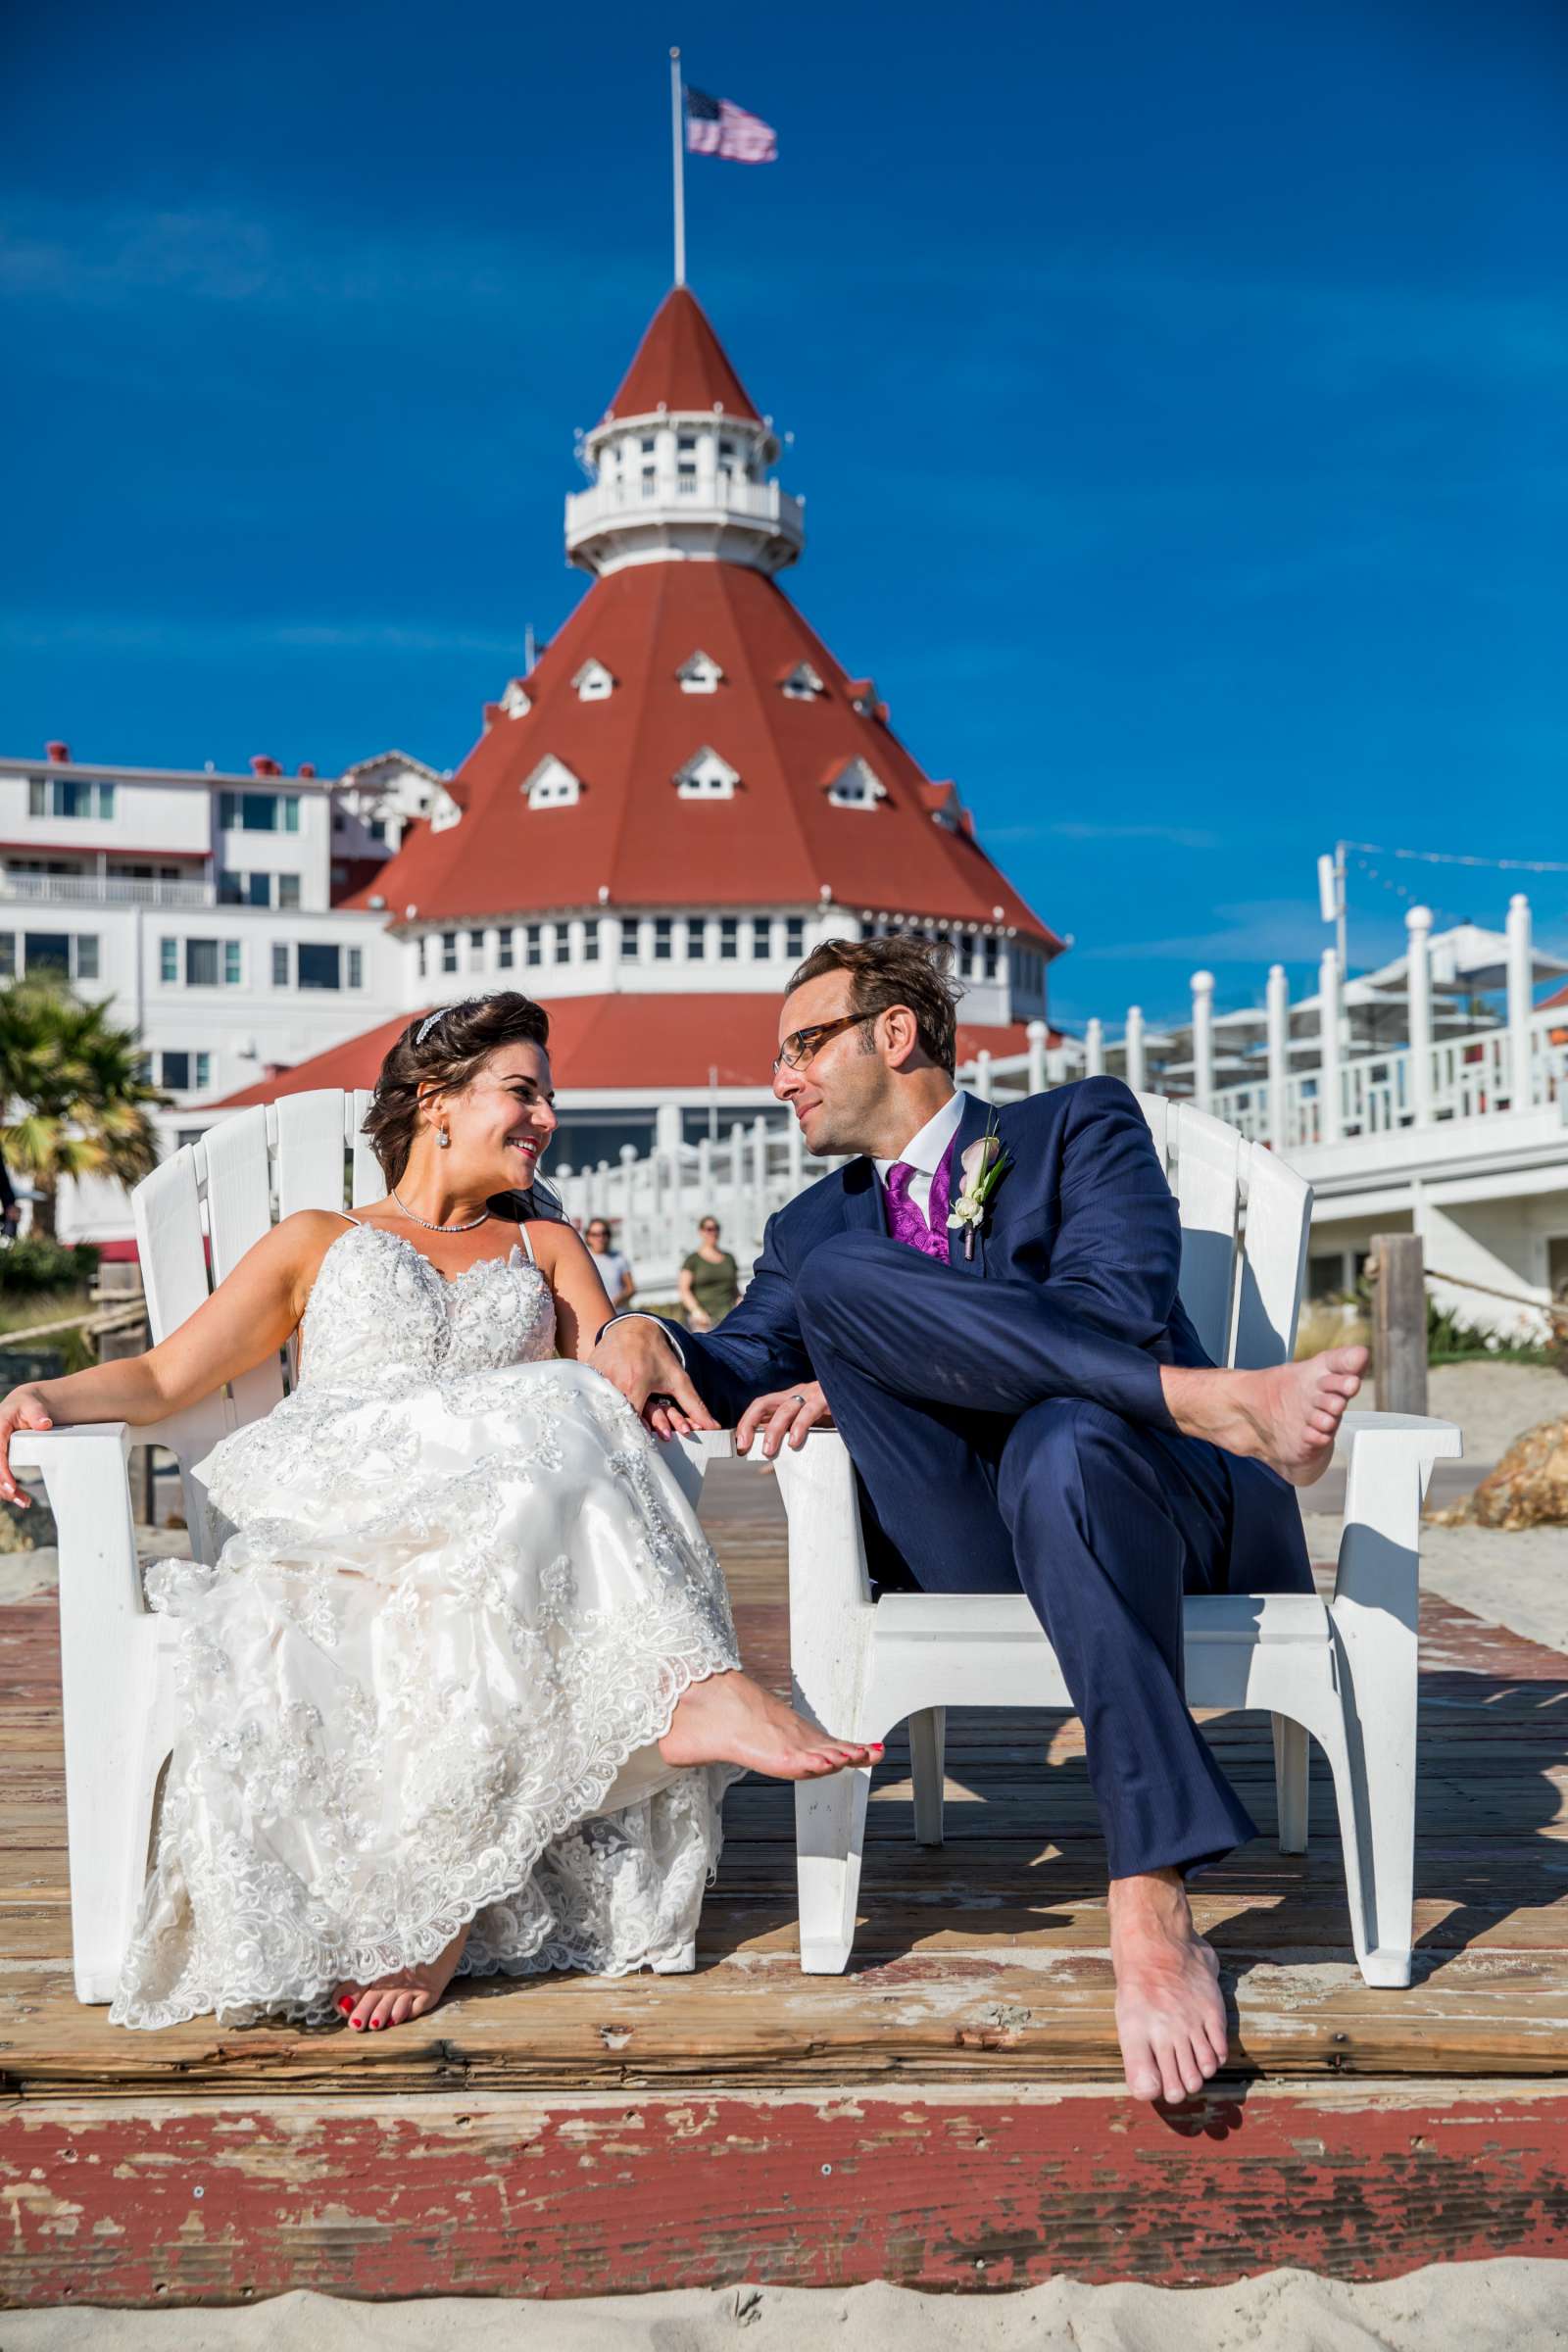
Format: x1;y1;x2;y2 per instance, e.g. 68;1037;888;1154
0;1386;54;1506
735;1381;834;1460
590;1322;719;1443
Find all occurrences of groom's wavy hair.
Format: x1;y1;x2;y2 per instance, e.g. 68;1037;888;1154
363;993;552;1184
786;935;961;1074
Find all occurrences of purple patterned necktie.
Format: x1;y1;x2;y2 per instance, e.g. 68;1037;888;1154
884;1145;955;1265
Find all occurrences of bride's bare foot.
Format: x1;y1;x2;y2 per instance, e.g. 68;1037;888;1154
1165;1346;1368;1487
660;1670;883;1781
1108;1868;1230;2103
336;1922;469;2033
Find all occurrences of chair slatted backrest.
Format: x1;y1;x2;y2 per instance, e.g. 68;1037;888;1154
1136;1094;1311;1370
134;1088;383;1437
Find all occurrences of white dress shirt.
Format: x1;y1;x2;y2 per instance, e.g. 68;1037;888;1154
874;1089;969;1226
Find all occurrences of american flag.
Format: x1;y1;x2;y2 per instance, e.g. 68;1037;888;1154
685;86;778;165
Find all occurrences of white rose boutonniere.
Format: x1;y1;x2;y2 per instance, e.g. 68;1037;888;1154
947;1111;1012;1261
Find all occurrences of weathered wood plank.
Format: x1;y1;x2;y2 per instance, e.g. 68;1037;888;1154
3;2082;1567;2305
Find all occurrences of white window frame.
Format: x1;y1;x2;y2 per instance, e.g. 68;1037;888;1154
523;757;583;810
676;650;723;695
674;747;739;801
826;757;886;810
571;659;615;703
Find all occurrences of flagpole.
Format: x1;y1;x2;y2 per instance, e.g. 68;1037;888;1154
669;47;686;287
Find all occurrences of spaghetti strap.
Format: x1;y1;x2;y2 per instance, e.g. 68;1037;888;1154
333;1210;363;1226
516;1221;537;1266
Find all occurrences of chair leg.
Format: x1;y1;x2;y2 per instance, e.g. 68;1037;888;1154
1316;1704;1415;1990
1271;1712;1309;1854
795;1765;872;1975
908;1707;947;1847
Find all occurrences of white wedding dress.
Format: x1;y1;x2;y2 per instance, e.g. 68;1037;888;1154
111;1216;743;2031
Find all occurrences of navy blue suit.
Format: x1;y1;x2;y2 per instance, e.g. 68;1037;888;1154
669;1078;1312;1879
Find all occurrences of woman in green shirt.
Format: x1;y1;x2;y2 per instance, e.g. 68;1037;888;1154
678;1216;741;1331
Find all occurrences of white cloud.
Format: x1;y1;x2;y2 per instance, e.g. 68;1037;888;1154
989;819;1222;852
0;612;519;660
1077;897;1405;966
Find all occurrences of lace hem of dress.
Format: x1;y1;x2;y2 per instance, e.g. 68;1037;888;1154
108;1642;740;2032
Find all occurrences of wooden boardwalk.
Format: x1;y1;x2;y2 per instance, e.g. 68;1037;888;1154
3;1463;1568;2302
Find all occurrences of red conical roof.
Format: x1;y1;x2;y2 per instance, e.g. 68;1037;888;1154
344;560;1060;947
605;286;761;423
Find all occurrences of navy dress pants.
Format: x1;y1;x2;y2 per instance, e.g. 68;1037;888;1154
794;1232;1313;1880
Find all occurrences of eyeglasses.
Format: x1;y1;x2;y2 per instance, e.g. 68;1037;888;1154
772;1012;870;1073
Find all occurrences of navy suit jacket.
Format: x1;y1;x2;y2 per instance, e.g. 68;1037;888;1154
673;1079;1213;1421
669;1078;1299;1579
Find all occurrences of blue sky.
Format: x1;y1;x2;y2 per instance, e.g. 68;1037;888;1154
3;0;1564;1028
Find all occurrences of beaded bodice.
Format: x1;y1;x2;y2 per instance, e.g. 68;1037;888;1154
299;1221;557;1389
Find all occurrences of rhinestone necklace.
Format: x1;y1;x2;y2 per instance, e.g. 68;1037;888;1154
390;1188;491;1234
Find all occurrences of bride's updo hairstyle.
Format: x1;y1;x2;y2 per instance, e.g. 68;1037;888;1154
362;993;552;1185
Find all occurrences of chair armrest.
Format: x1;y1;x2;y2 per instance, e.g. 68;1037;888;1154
8;1422;146;1620
1331;1410;1462;1615
9;1420;132;1473
1337;1409;1463;1462
676;1429;736;1463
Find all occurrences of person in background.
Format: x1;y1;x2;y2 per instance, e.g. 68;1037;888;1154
584;1217;635;1309
679;1216;741;1333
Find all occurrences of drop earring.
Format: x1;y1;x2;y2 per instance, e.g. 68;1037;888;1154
437;1128;451;1150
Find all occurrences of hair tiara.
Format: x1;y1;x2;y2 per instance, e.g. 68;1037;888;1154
415;1004;456;1047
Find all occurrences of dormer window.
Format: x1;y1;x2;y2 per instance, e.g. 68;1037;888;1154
500;678;531;719
572;659;615;702
848;679;878;716
675;748;739;801
781;662;825;701
677;650;724;695
428;787;464;832
523;756;583;810
826;758;885;809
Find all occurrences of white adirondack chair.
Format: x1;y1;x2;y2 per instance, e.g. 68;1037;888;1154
16;1087;1458;2007
775;1097;1462;1991
12;1088;729;2004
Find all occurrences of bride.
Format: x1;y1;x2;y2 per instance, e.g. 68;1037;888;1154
0;992;878;2034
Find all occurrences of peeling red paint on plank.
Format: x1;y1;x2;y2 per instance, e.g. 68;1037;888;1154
4;2088;1568;2306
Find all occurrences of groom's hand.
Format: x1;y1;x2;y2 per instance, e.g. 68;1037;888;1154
590;1321;719;1442
736;1381;834;1460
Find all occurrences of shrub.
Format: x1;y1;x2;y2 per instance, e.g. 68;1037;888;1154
0;1236;99;1296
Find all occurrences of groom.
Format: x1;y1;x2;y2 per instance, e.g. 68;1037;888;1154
590;936;1366;2104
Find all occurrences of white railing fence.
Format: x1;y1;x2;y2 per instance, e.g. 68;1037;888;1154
555;1118;842;1300
972;1009;1567;1153
1;871;217;909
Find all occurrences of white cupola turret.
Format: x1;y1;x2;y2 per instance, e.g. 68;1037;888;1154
565;287;805;580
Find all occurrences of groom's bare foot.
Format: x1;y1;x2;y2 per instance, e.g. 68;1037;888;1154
336;1922;469;2034
660;1669;883;1781
1164;1346;1368;1487
1108;1868;1230;2103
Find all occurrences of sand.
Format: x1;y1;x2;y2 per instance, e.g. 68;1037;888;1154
7;2266;1568;2348
1373;1360;1567;1466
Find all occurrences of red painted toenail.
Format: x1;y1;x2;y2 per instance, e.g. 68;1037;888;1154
370;2019;382;2029
338;1997;352;2014
351;2018;364;2030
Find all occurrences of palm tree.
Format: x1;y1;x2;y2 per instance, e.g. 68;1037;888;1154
0;978;167;1239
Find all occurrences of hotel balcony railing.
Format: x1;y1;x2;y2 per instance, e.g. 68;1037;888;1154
565;475;806;543
956;1014;1568;1152
0;870;218;909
